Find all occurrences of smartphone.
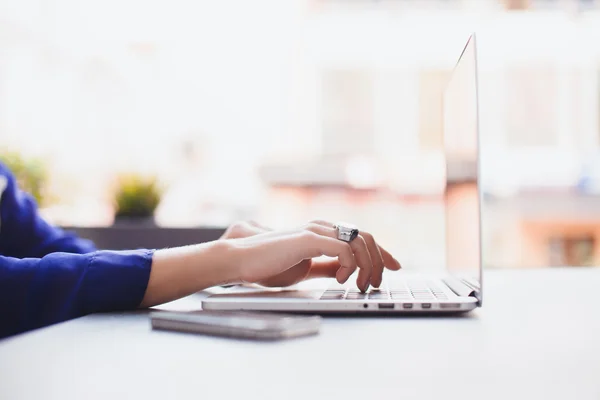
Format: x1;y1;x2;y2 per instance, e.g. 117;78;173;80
150;310;321;340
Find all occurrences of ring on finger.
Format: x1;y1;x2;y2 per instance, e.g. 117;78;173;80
333;222;360;243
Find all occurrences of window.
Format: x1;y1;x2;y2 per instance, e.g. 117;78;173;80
548;236;596;267
578;0;597;11
504;0;531;10
598;68;600;143
418;69;451;151
504;67;559;148
321;69;375;157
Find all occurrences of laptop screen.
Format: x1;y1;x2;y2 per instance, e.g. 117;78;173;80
442;34;482;295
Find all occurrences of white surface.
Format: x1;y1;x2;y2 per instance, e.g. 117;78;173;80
1;269;599;399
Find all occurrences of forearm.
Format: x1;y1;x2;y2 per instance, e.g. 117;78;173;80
0;250;152;338
140;240;239;308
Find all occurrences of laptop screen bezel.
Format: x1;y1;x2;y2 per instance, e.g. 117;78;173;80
442;33;483;306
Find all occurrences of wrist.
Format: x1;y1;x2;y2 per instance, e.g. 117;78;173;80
141;240;242;308
207;239;242;286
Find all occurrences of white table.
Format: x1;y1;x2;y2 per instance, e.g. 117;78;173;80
1;268;599;400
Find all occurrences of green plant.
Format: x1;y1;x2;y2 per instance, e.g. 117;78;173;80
113;174;163;219
0;151;49;206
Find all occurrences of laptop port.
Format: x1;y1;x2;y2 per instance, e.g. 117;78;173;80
440;303;460;309
378;303;394;310
421;303;432;309
402;303;413;309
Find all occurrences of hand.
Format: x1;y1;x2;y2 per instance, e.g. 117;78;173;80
140;220;401;308
222;220;401;292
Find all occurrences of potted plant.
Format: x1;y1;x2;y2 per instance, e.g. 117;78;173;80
0;151;49;207
63;172;228;250
112;173;163;226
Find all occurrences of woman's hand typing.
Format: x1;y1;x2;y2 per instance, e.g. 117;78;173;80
140;220;401;308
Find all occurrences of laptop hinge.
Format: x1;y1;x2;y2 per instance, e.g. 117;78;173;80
462;276;480;292
443;276;476;298
444;276;482;306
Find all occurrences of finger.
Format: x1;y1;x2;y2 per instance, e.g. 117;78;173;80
379;246;401;270
302;224;357;284
304;222;372;292
360;231;385;288
308;258;342;279
310;220;376;289
351;236;372;292
312;219;401;271
298;231;356;276
309;258;361;287
223;221;262;239
248;220;272;232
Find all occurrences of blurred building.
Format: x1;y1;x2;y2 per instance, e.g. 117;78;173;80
256;0;600;268
0;0;600;267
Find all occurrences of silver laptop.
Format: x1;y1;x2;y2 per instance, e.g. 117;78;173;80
203;33;483;314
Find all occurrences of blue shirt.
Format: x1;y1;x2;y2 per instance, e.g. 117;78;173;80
0;162;154;339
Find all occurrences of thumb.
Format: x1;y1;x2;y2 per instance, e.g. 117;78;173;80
308;258;342;279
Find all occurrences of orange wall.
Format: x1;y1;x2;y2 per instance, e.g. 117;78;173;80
521;221;600;267
445;182;480;272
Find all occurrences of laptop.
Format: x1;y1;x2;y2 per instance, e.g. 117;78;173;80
203;33;483;314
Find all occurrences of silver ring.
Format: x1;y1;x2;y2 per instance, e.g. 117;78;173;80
333;222;359;243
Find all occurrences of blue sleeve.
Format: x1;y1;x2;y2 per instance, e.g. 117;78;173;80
0;249;154;339
0;162;97;258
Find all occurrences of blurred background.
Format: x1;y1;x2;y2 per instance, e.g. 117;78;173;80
1;0;600;270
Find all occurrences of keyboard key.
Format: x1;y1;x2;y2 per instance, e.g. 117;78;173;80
320;278;455;303
320;294;345;300
369;294;390;300
346;294;367;299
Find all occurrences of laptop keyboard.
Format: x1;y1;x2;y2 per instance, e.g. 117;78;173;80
319;280;449;301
